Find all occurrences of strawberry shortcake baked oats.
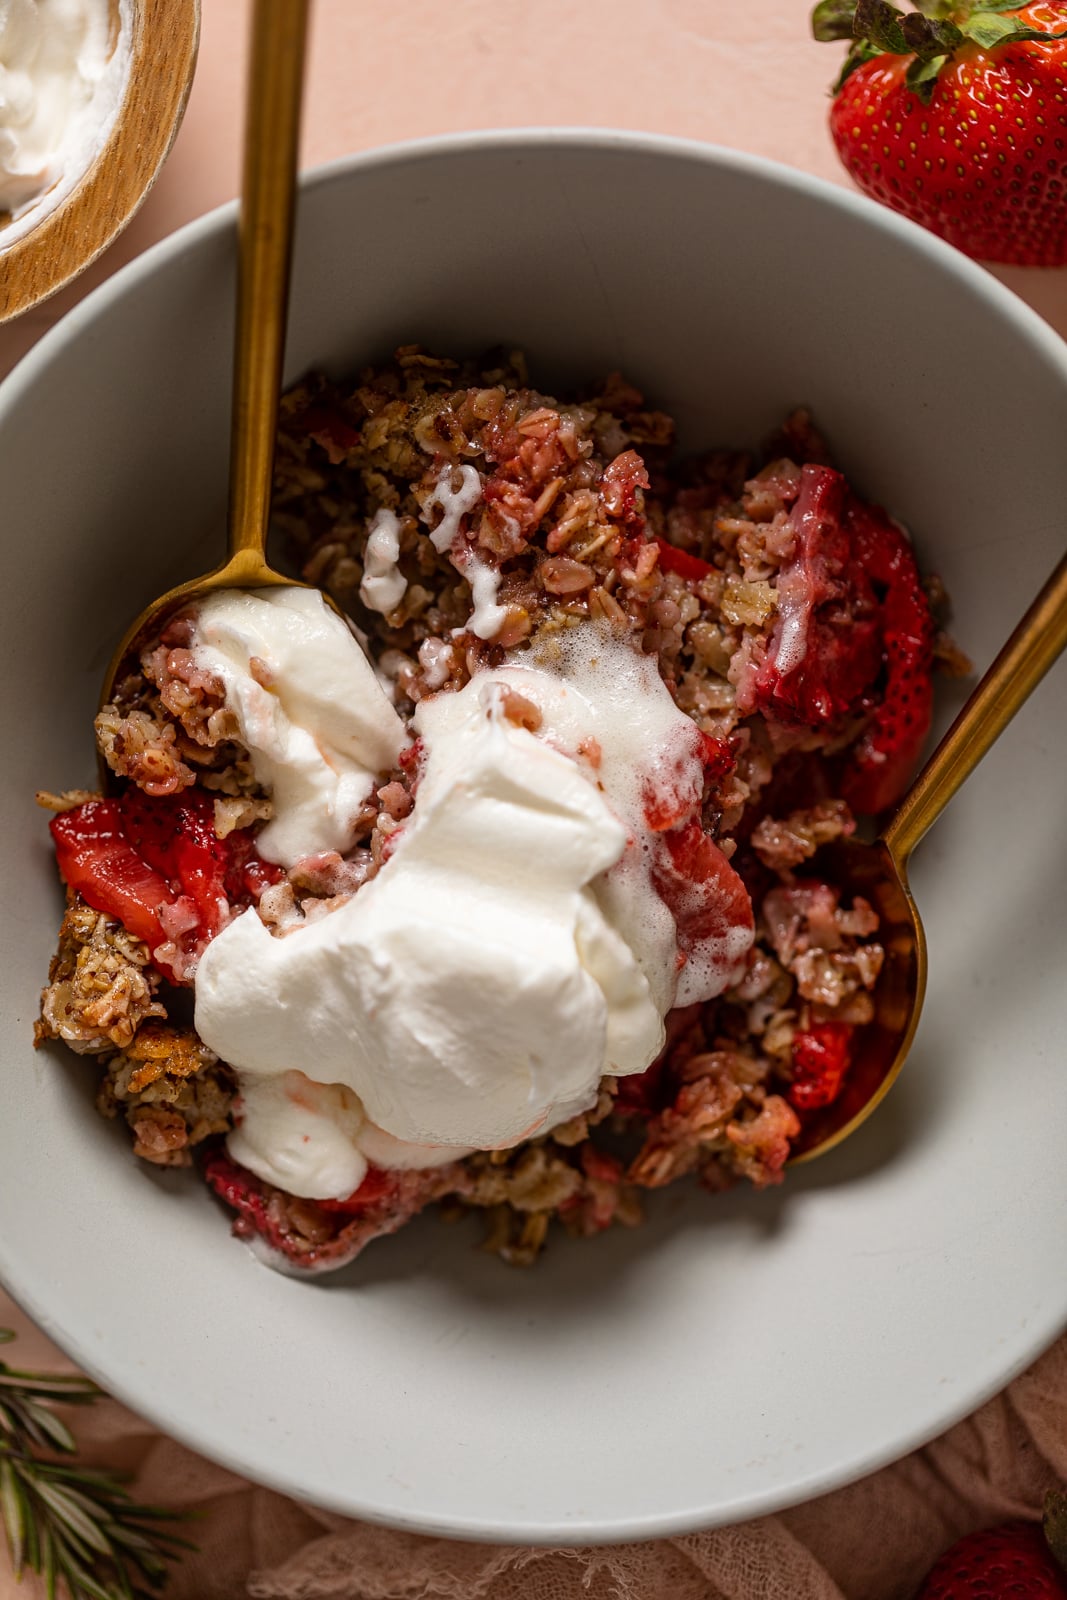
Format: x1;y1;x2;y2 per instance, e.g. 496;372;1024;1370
36;348;965;1272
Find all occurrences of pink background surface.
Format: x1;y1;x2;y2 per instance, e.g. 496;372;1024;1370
2;3;1066;1593
2;0;1067;381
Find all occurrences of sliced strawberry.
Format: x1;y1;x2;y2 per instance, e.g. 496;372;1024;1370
579;1144;624;1185
788;1021;853;1111
652;820;755;1000
744;464;935;814
50;802;172;958
655;538;714;584
752;464;882;726
50;789;282;982
840;501;935;815
202;1150;279;1246
120;788;230;938
642;787;691;833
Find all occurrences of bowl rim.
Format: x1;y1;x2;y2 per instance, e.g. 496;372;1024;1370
3;126;1067;1544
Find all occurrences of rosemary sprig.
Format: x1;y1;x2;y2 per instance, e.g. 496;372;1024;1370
0;1329;194;1600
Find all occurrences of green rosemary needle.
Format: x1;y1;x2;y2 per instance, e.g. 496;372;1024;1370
0;1329;194;1600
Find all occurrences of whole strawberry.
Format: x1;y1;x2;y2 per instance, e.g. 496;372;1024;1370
813;0;1067;264
915;1497;1067;1598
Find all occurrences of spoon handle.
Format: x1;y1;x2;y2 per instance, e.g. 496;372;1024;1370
227;0;310;562
883;550;1067;866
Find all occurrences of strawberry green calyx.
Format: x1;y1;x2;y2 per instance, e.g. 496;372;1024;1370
812;0;1067;100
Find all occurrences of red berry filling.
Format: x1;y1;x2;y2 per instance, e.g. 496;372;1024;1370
50;788;282;982
788;1021;854;1111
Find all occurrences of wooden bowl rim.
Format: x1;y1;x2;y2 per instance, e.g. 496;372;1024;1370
0;0;200;324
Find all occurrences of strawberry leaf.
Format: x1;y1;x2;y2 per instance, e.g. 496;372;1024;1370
812;0;858;41
913;0;954;14
960;12;1067;46
855;0;910;52
905;50;949;100
970;0;1033;10
901;12;962;56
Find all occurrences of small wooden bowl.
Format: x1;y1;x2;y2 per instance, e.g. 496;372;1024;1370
0;0;200;323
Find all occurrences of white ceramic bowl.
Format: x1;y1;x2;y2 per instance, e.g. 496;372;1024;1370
2;132;1066;1544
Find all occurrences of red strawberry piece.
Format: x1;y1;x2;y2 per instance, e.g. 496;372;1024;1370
655;538;715;584
641;724;735;833
201;1151;281;1248
120;788;230;939
745;460;935;815
225;845;286;904
580;1145;625;1185
50;801;173;959
701;732;737;791
788;1020;854;1110
840;498;935;814
202;1150;450;1270
298;404;361;463
915;1519;1067;1599
652;820;755;987
752;464;883;727
613;1054;671;1117
50;788;282;981
813;0;1067;267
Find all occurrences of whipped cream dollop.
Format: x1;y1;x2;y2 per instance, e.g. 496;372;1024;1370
0;0;129;241
191;587;407;869
227;1072;461;1203
194;614;753;1200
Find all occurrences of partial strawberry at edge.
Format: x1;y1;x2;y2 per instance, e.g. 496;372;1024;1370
915;1517;1067;1599
814;0;1067;268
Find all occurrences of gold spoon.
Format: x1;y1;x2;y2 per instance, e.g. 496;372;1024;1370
793;550;1067;1161
100;0;309;709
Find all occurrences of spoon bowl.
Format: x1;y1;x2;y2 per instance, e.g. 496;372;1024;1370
790;838;925;1161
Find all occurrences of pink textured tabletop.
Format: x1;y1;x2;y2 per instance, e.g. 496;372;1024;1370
3;5;1067;1597
1;0;1066;384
